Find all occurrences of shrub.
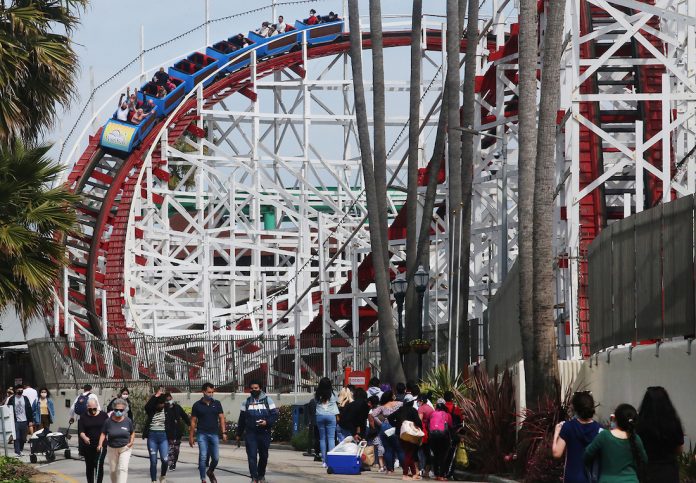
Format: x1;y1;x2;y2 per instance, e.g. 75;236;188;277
225;420;238;441
457;367;516;475
419;364;468;400
271;405;293;442
291;428;311;451
0;456;36;482
679;444;696;483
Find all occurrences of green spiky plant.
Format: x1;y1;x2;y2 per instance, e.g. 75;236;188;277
419;364;468;400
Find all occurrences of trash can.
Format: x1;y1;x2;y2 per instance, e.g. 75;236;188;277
291;404;305;434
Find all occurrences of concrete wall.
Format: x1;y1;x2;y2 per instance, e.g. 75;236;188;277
574;340;696;446
50;388;315;429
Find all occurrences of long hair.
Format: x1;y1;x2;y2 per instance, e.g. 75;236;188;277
315;377;333;403
614;403;643;477
636;386;683;450
337;387;354;407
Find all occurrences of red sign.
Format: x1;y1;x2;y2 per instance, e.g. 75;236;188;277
343;367;371;390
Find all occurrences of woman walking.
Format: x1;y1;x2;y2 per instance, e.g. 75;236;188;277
32;388;55;431
314;377;339;467
552;391;601;483
584;404;647;482
98;398;135;483
371;391;405;476
428;399;453;481
143;389;173;483
394;394;423;480
636;386;684;483
107;388;133;421
164;392;190;471
78;399;108;483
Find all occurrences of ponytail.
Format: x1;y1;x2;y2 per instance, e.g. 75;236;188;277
615;404;644;482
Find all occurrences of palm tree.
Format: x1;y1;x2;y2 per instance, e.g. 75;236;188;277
531;0;565;401
348;0;405;385
403;0;423;378
0;141;78;326
445;0;463;378
516;0;539;403
0;0;88;144
458;0;479;372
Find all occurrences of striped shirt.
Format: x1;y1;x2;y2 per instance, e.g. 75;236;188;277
150;410;166;431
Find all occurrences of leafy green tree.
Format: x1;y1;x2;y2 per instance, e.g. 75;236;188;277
0;141;78;324
0;0;88;144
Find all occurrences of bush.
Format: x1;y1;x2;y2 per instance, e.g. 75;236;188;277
0;456;36;482
679;445;696;483
457;367;516;475
225;420;238;441
420;364;468;400
291;428;311;451
271;405;293;442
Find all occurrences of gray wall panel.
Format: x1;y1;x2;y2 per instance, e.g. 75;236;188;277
663;195;695;338
612;217;636;345
635;206;663;340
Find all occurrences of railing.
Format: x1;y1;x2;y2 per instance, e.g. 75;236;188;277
587;195;696;354
29;333;382;393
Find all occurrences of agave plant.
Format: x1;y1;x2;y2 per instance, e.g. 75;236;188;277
419;364;467;400
455;367;517;474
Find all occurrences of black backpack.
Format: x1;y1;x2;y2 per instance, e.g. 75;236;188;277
74;393;91;416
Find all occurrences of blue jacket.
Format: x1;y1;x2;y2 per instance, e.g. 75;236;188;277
32;398;55;424
236;392;279;436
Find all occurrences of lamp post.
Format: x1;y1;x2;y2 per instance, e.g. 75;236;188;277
414;265;429;378
392;274;408;361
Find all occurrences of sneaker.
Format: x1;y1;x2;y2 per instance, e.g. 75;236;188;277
378;467;387;473
14;452;21;457
322;462;327;468
169;463;176;471
313;455;322;462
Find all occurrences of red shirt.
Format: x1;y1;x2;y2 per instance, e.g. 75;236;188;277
306;15;319;25
445;401;463;422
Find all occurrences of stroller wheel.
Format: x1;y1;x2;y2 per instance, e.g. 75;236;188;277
30;454;37;463
46;451;56;463
65;449;71;459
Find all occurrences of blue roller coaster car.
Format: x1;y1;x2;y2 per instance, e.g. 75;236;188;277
137;77;186;116
168;52;219;91
100;112;158;153
206;36;256;73
293;19;344;44
247;27;299;57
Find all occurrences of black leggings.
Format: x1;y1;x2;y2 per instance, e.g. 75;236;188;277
83;445;107;483
429;434;451;477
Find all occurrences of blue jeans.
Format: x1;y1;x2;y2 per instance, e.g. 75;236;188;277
14;421;28;454
245;430;271;480
336;426;352;443
147;431;169;481
196;433;219;480
380;421;405;471
316;413;337;462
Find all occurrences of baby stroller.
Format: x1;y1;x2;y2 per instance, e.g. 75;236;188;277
29;427;72;463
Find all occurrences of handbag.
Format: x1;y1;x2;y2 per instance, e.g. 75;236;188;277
399;420;424;445
361;444;375;466
454;441;469;469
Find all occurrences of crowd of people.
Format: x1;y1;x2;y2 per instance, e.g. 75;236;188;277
253;10;340;38
308;376;463;481
552;386;685;483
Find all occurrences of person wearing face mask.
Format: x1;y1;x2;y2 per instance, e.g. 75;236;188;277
143;387;173;483
78;399;108;483
7;384;34;456
235;380;279;483
190;382;227;483
107;388;133;424
98;398;135;483
163;392;190;471
32;388;55;431
69;384;101;425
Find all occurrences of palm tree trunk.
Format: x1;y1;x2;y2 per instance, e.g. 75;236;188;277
458;0;478;373
403;0;423;380
445;0;463;378
370;0;390;267
348;0;405;385
532;0;565;401
516;0;539;404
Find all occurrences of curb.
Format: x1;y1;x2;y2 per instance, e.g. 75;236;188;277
453;470;520;483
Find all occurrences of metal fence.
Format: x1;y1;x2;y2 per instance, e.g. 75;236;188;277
588;195;696;353
28;332;383;393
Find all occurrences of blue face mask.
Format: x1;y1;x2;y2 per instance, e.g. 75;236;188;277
114;410;124;417
204;394;213;401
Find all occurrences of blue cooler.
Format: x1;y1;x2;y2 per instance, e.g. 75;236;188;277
325;440;366;475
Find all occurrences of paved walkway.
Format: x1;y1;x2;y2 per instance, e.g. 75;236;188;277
27;440;477;482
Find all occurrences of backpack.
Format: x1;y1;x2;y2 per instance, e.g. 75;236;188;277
429;410;449;437
74;393;91;416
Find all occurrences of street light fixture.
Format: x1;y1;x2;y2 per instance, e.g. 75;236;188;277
414;265;429;378
392;274;408;361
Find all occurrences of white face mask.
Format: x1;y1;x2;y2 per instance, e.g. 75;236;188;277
121;394;129;399
41;393;47;398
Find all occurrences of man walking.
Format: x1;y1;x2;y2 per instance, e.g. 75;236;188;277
236;380;279;483
189;382;227;483
69;384;101;425
7;384;34;456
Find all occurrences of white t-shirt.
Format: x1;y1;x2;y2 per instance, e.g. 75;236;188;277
116;106;129;121
23;387;38;407
13;396;26;422
276;22;287;33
